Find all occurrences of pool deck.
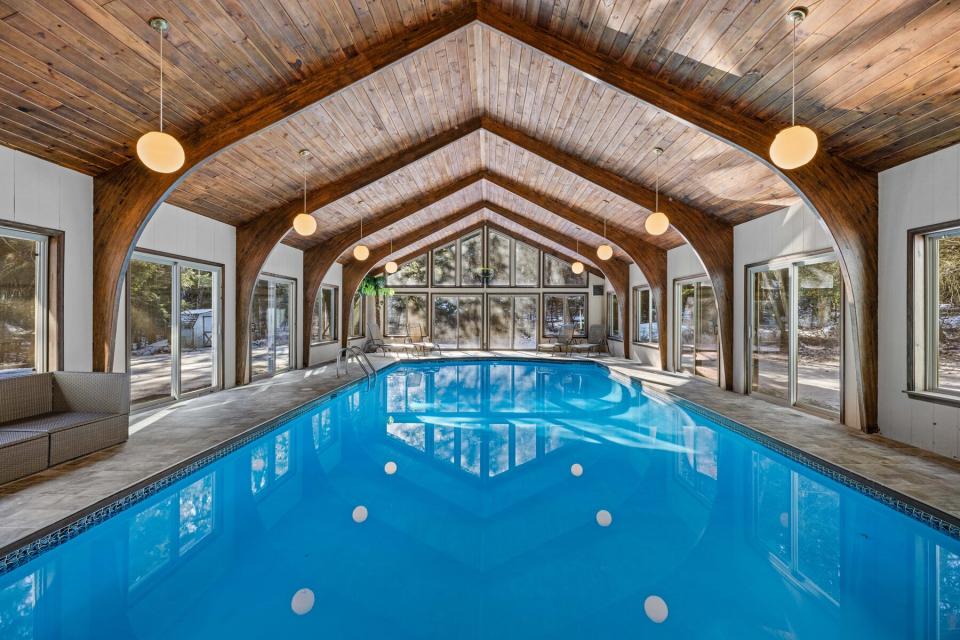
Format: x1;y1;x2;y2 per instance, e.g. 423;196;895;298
2;351;960;555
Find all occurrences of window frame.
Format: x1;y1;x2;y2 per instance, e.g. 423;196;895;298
431;241;459;288
907;221;960;406
382;292;429;338
386;253;429;288
311;284;338;345
672;274;719;382
632;285;659;346
542;253;589;288
485;228;540;288
348;292;365;339
0;222;55;377
606;292;621;340
541;292;589;338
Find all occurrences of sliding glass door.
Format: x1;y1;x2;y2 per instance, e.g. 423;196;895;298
674;278;718;382
250;275;296;379
128;253;221;405
487;294;538;350
747;254;842;417
433;295;482;349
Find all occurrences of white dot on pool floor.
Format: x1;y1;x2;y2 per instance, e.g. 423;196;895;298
352;505;368;523
644;595;668;623
596;509;612;527
570;463;583;477
291;588;315;615
384;461;398;475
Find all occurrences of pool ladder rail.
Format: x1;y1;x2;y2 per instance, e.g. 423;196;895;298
336;346;376;384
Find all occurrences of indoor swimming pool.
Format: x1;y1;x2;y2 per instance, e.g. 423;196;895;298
0;359;958;639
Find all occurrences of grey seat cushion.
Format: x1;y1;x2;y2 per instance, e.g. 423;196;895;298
3;411;117;434
0;429;47;447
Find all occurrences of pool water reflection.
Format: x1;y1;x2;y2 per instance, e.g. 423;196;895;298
1;360;959;639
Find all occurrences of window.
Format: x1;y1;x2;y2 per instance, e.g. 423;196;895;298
487;294;538;349
128;253;222;404
606;292;621;339
349;293;364;338
311;285;337;344
433;294;482;348
675;277;718;382
250;274;295;379
543;254;588;287
384;293;427;337
543;293;587;337
386;254;427;287
432;243;456;286
0;226;48;376
633;285;659;344
459;232;483;286
912;226;960;397
486;229;540;287
747;254;842;416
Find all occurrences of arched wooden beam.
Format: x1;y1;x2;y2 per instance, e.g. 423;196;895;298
481;181;668;369
90;5;478;373
481;122;731;383
233;119;481;384
341;206;630;357
478;3;878;429
300;176;485;367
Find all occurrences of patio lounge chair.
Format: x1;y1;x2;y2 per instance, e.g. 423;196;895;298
537;323;576;356
409;324;441;356
367;319;417;357
568;324;607;356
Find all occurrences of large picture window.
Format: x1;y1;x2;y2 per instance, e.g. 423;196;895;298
384;293;427;337
543;293;587;337
486;229;540;287
911;225;960;398
311;285;337;344
0;226;48;376
386;254;427;287
543;254;588;287
633;285;659;345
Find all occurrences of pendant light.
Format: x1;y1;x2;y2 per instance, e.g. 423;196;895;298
571;233;585;275
597;210;613;261
384;232;398;274
137;18;185;174
769;8;818;170
292;149;317;236
353;213;370;261
645;147;670;236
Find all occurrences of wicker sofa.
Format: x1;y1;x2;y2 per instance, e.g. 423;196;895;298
0;372;129;484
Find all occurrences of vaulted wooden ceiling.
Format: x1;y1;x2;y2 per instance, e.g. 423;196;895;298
1;1;958;254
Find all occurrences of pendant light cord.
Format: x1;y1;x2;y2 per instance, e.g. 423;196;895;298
302;154;307;214
791;17;796;127
655;152;660;212
159;28;164;132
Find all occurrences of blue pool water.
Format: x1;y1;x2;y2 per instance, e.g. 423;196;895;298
1;359;959;638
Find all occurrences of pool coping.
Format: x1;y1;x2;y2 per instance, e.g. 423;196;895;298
1;355;958;575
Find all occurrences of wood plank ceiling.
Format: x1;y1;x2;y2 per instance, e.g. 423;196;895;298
0;1;958;251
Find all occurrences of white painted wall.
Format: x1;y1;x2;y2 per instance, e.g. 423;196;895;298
0;147;93;372
879;143;960;458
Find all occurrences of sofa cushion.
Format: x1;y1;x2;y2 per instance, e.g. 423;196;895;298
0;429;48;485
3;411;117;434
0;428;47;448
0;373;52;423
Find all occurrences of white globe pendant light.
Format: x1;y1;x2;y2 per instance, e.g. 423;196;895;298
596;212;613;260
769;8;818;170
353;214;369;261
571;234;585;274
384;236;398;274
137;18;185;174
645;147;670;236
292;150;317;236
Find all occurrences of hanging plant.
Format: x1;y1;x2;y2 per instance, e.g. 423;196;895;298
359;274;394;298
474;266;495;283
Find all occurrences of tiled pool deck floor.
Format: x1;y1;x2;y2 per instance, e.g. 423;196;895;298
2;352;960;554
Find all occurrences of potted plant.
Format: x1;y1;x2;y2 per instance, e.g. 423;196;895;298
474;266;495;284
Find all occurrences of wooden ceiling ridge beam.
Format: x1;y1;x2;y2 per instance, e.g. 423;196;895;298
476;2;878;430
90;3;479;373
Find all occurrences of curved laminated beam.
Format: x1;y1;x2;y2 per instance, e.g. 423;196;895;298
478;3;878;428
340;207;630;357
233;120;481;384
90;5;478;373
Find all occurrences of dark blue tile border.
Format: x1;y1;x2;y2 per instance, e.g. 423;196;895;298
2;355;958;576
